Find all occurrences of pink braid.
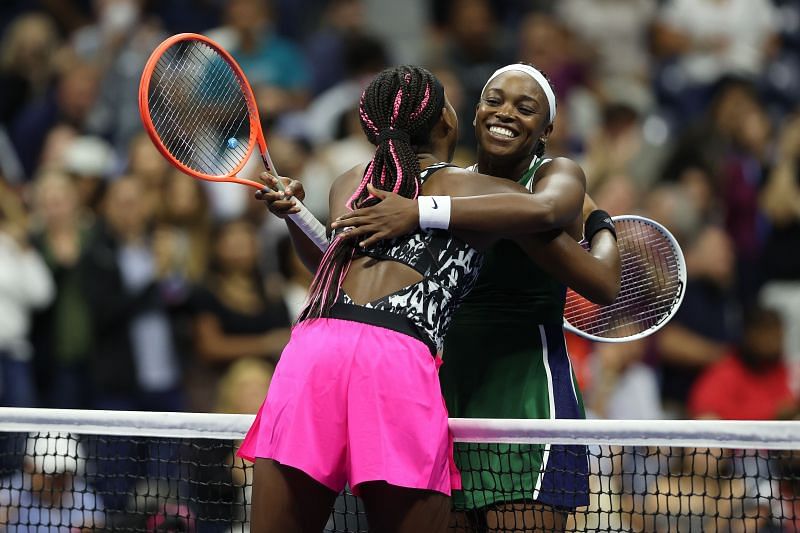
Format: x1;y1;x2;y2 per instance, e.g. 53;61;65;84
389;140;403;193
391;88;403;125
359;92;378;135
410;83;431;121
347;162;373;209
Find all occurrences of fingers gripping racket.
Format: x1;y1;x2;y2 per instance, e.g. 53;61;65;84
563;215;686;342
139;33;328;251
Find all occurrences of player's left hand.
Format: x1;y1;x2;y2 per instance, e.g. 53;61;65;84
331;184;419;247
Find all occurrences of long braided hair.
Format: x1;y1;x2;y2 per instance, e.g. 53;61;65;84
299;66;446;321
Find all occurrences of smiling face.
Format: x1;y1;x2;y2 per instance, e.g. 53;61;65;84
474;70;553;161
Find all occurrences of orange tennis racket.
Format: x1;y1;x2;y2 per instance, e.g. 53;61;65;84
139;33;328;250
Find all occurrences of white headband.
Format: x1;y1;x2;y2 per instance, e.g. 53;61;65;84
481;65;557;124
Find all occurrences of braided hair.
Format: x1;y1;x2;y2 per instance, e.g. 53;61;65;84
299;66;446;321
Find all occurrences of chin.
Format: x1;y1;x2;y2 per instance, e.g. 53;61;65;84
483;142;520;160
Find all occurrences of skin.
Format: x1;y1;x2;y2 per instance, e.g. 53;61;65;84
319;71;620;304
252;72;620;533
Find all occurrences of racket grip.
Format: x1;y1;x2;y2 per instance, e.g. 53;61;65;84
287;200;329;251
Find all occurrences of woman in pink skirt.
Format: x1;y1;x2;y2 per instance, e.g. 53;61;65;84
239;65;614;533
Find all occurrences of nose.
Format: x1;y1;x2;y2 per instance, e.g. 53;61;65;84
494;102;515;121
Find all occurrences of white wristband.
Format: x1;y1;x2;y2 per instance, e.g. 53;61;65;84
418;196;451;231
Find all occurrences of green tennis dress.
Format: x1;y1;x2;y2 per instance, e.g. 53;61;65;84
440;158;589;510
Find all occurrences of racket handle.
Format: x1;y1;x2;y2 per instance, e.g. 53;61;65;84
259;153;328;251
286;200;329;252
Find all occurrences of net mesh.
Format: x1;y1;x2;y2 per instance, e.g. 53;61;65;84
564;217;685;340
145;38;252;177
0;410;797;532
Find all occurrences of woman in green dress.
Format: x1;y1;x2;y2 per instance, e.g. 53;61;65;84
268;63;619;532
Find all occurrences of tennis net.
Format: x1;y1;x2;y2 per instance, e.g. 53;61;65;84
0;408;797;532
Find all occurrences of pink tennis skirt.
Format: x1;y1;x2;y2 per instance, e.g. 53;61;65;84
237;315;461;496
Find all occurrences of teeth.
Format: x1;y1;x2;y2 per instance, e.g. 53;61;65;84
489;126;516;138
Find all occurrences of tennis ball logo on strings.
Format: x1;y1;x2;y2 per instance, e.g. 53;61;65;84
227;137;239;150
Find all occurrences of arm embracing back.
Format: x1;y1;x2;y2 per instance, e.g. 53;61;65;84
438;158;586;236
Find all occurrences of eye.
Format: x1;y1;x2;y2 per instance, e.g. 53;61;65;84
483;97;500;106
518;106;535;115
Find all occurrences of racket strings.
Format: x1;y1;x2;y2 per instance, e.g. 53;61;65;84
151;48;226;171
157;44;249;171
150;53;227;171
564;219;683;338
146;40;251;176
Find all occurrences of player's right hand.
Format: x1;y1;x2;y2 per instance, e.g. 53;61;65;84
255;172;305;219
331;184;419;248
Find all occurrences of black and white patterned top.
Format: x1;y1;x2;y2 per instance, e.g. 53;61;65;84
337;163;484;352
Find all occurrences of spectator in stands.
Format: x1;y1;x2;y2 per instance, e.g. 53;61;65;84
582;102;668;196
78;177;187;511
60;135;116;215
81;175;183;412
304;0;365;96
127;132;171;221
153;170;212;288
0;180;54;408
688;306;797;421
29;170;95;409
719;85;773;303
656;224;739;416
10;60;100;178
652;0;779;120
190;358;273;531
760;452;800;531
304;32;389;148
71;0;166;153
303;107;374;218
432;0;512;150
207;0;311;120
517;12;589;107
588;339;664;420
555;0;657;108
760;112;800;382
0;12;62;127
189;218;289;412
627;446;770;532
276;235;311;321
0;433;104;531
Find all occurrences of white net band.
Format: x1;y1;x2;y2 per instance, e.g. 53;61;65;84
0;408;798;449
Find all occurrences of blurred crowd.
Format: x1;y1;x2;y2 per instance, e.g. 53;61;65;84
0;0;799;428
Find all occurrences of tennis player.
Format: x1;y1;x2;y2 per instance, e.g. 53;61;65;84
239;65;618;533
331;63;614;531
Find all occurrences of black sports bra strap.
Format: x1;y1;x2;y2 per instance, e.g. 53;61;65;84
419;162;456;185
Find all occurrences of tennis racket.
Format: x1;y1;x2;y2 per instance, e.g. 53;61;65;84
563;215;686;342
138;33;328;251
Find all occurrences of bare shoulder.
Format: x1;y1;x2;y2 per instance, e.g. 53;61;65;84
329;163;368;219
332;163;368;192
537;157;586;186
423;165;528;197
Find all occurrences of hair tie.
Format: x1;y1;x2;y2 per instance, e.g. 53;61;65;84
377;128;411;144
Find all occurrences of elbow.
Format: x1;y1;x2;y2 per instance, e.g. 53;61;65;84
600;280;621;306
529;199;559;231
599;275;621;306
584;278;619;306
